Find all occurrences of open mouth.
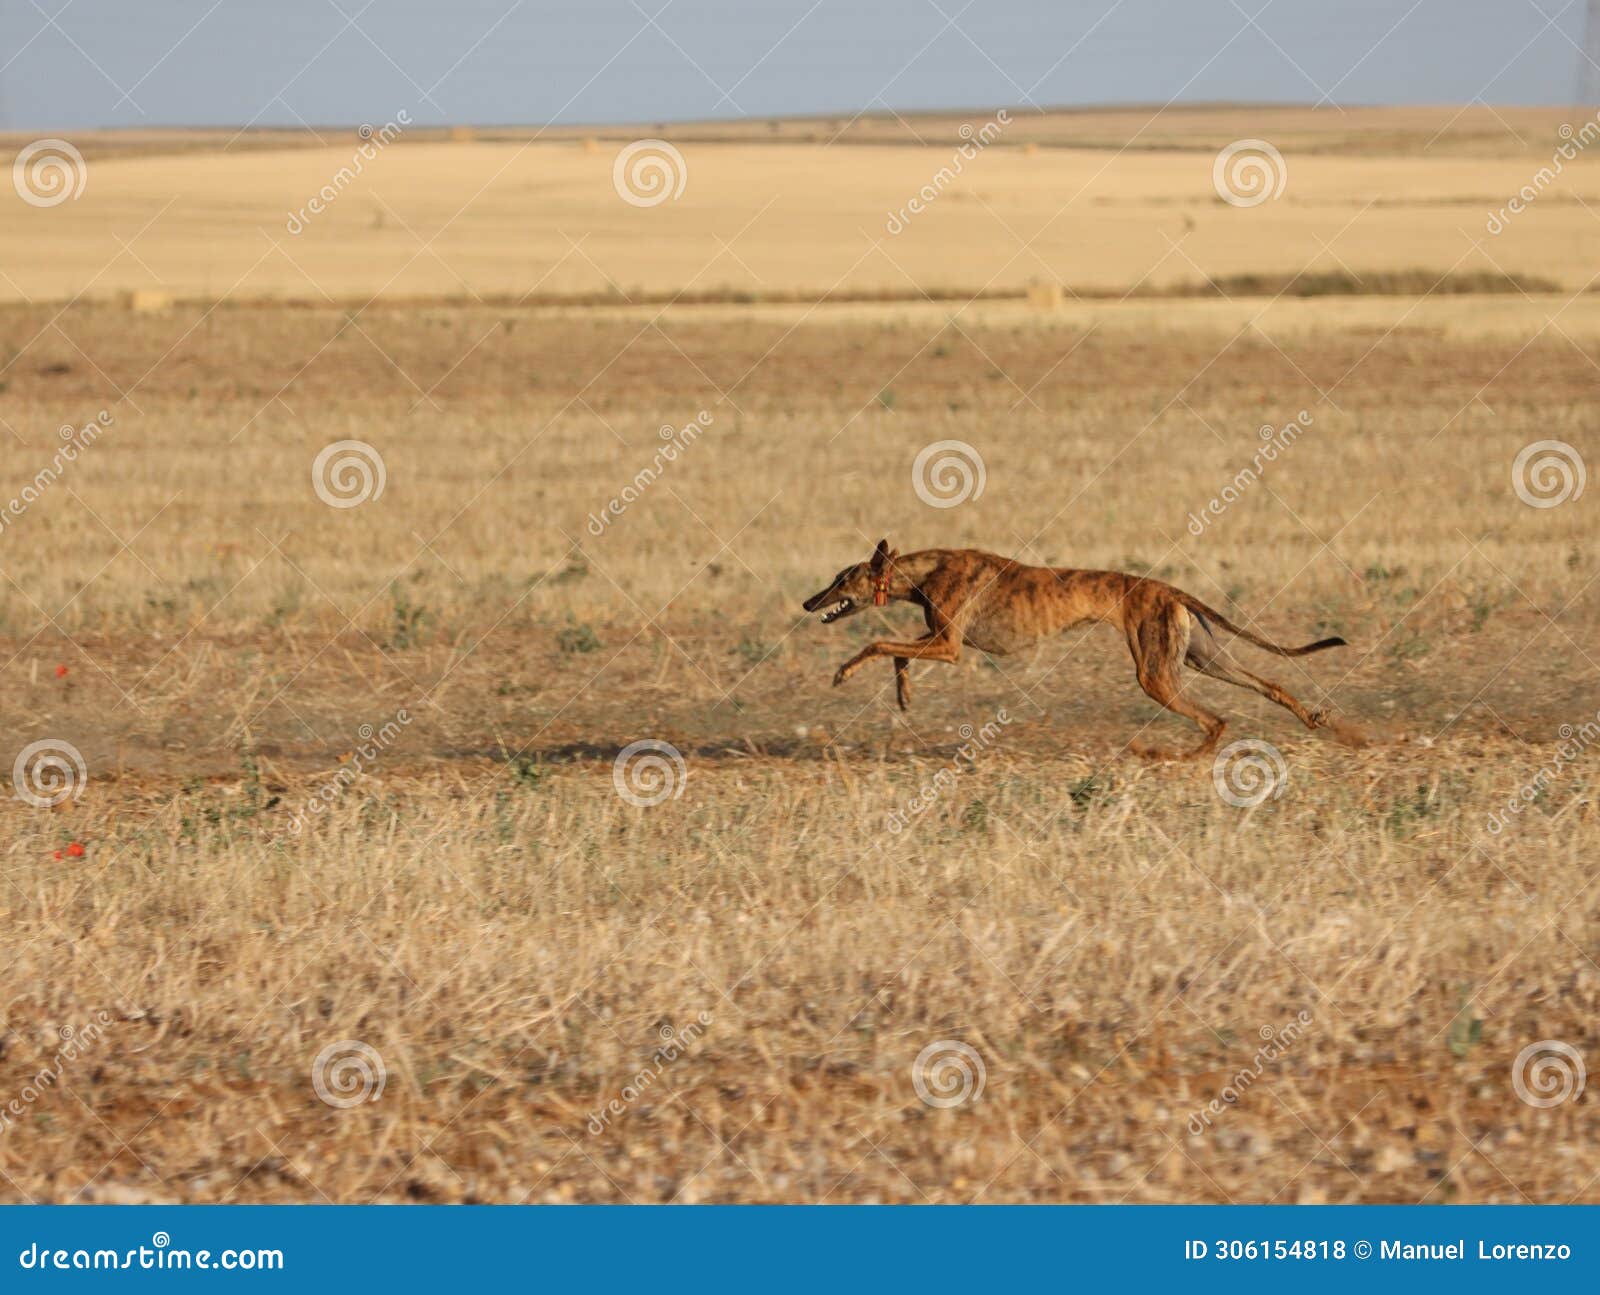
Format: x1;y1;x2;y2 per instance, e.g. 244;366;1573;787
818;597;854;624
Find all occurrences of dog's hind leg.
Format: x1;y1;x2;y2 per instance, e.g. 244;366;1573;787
1127;606;1227;759
1132;665;1228;759
1185;629;1328;730
893;656;911;711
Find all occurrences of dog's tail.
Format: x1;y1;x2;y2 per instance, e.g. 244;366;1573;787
1180;594;1347;658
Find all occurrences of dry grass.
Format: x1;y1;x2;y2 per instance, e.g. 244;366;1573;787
0;111;1597;1203
3;744;1596;1204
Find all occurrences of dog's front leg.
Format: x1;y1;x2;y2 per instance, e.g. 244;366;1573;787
834;632;959;689
832;646;878;688
828;650;906;703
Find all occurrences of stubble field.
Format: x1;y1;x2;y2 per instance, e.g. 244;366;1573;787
0;108;1596;1202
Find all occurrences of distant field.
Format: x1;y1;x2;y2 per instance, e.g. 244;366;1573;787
0;108;1596;1203
3;106;1600;305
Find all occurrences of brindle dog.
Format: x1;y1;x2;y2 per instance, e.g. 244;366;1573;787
803;539;1347;758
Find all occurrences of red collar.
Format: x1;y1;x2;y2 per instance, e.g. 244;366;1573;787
873;575;889;606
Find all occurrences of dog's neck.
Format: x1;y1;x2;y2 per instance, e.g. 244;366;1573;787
880;550;941;599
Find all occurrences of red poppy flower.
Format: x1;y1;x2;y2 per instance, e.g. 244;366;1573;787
52;850;63;861
66;841;85;858
55;665;69;678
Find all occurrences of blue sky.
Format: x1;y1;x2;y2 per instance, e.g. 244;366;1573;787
2;0;1594;129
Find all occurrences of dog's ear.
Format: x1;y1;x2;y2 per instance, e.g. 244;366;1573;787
871;538;890;570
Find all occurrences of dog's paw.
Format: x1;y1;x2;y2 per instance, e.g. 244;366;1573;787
832;664;852;688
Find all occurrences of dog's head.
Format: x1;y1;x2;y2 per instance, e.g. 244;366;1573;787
802;538;898;624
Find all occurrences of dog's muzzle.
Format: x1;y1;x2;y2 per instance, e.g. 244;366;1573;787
803;587;856;623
